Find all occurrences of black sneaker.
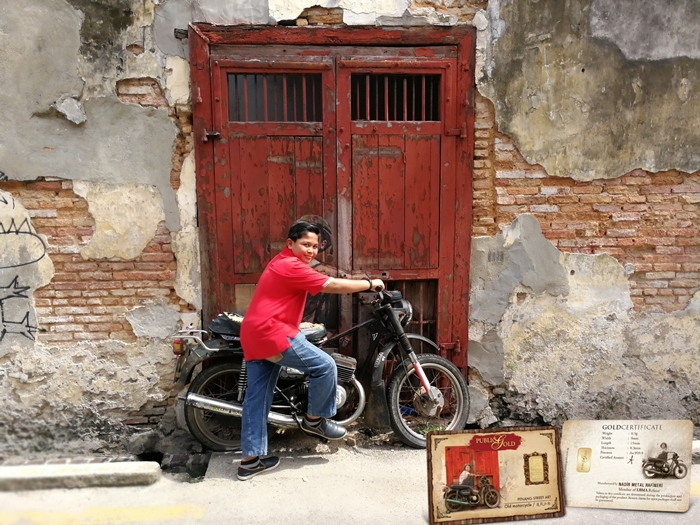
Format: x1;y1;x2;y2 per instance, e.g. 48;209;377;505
237;456;280;481
300;417;347;440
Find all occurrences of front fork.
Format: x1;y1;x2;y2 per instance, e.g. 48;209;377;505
387;310;439;402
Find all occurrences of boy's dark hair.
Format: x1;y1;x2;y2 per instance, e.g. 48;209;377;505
288;221;320;241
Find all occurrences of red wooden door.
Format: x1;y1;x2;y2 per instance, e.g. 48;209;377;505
191;28;474;371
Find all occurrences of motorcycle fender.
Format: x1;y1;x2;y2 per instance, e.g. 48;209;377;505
173;345;210;391
365;335;441;429
369;333;441;385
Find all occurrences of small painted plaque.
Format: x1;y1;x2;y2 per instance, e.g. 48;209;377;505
561;419;693;512
427;426;565;524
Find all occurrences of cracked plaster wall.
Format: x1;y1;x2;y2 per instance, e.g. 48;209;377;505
479;0;700;180
469;216;700;435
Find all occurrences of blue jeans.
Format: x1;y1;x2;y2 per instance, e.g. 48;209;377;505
241;332;338;457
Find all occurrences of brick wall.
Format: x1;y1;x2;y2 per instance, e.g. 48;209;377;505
0;179;182;343
473;93;700;312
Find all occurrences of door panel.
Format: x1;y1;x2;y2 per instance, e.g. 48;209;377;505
210;60;336;314
337;58;458;352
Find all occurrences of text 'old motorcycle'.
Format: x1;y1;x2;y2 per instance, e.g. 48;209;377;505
172;290;470;450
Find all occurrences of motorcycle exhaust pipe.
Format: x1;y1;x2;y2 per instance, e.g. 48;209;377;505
186;393;298;428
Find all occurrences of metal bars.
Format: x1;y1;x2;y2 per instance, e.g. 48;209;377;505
227;73;323;122
350;73;440;121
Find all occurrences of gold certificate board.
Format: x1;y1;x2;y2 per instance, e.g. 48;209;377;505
427;427;565;524
561;420;693;512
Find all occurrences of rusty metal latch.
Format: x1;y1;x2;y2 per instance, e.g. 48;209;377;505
446;126;467;138
203;130;221;142
439;340;461;354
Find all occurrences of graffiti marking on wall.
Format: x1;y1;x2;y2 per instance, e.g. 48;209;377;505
0;276;37;342
0;171;7;182
0;217;47;269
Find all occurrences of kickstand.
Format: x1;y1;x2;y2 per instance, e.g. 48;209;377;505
293;413;329;444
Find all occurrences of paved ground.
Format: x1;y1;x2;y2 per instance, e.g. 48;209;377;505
0;442;698;525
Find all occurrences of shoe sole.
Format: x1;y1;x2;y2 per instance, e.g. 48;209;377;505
237;459;280;481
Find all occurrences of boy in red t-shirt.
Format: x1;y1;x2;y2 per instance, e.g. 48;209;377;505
238;221;385;480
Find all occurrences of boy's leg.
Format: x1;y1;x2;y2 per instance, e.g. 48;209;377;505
241;359;282;458
279;332;346;440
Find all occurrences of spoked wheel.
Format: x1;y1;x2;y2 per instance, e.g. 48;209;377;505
642;464;657;478
483;487;500;508
674;463;688;479
387;353;470;448
444;490;462;512
184;362;244;451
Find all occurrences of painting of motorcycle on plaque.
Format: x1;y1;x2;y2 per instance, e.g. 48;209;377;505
427;427;566;524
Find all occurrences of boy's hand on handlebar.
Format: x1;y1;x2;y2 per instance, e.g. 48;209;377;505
370;279;386;292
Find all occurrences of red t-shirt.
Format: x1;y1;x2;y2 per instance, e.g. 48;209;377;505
240;247;331;360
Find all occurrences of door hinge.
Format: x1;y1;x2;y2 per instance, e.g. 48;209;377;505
202;130;221;143
446;126;467;138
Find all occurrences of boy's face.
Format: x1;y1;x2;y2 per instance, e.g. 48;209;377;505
287;232;319;264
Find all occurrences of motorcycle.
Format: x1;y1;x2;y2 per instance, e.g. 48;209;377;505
642;452;688;479
443;475;501;512
171;289;470;450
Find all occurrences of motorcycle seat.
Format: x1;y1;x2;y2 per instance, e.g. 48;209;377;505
301;323;327;344
450;484;475;491
209;312;243;337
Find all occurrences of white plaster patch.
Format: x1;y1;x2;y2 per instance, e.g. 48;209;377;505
165;56;191;106
343;9;377;25
53;96;87;125
193;0;270;24
176;151;197;230
269;0;337;21
73;181;166;260
172;227;202;310
126;303;181;339
560;252;634;315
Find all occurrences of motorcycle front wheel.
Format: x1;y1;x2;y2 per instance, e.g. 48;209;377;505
184;361;244;452
674;463;688;479
483;487;500;508
387;353;470;449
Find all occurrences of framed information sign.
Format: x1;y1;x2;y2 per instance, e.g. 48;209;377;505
561;419;693;512
427;427;566;524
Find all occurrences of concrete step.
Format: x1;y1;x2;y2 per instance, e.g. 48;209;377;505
0;461;161;491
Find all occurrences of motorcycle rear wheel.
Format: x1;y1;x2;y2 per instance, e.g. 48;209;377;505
444;490;462;512
642;464;657;478
387;353;470;449
184;361;244;452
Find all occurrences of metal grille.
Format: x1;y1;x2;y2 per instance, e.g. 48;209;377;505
351;74;441;121
227;73;323;122
391;279;437;343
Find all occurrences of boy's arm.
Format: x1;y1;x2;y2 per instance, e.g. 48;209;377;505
323;277;385;294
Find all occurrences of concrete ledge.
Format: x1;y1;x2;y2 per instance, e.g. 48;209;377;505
0;461;161;491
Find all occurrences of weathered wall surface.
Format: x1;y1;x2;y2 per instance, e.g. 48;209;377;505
468;0;700;435
1;0;698;456
468;216;700;433
479;0;700;180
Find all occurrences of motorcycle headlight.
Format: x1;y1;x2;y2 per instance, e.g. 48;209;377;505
398;299;413;328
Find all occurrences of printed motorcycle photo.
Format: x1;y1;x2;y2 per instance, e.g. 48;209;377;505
443;475;501;512
642;451;688;479
171;289;470;450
